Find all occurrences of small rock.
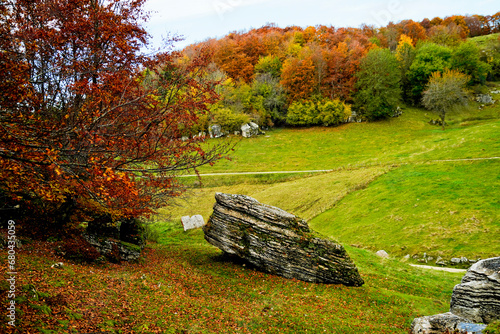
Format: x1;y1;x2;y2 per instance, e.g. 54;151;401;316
181;215;205;231
209;124;223;138
451;258;462;265
427;256;434;262
51;262;64;269
376;250;389;258
476;94;494;104
460;256;468;264
241;122;260;138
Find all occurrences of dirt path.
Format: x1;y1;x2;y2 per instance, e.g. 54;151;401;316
179;156;500;177
409;264;467;273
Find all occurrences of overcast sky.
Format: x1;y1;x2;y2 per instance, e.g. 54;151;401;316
142;0;498;51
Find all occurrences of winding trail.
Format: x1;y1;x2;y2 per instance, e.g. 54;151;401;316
178;156;500;177
409;264;467;273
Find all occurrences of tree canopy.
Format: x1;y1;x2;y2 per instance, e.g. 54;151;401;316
0;0;230;231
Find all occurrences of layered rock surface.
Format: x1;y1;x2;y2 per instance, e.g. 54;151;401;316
450;257;500;324
410;257;500;333
203;193;364;286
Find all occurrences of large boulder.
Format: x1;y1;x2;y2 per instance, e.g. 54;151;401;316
203;193;364;286
450;257;500;324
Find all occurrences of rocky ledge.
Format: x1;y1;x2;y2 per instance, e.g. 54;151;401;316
203;193;364;286
411;256;500;333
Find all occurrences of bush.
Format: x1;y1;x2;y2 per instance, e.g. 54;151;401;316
286;98;350;126
211;107;250;133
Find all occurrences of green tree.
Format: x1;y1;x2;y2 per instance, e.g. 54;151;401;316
353;48;401;120
422;69;470;130
451;41;491;85
252;73;287;125
407;43;452;104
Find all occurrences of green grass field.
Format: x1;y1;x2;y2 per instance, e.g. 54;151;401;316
2;89;499;333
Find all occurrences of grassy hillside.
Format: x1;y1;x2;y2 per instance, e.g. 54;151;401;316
165;97;499;260
3;90;499;333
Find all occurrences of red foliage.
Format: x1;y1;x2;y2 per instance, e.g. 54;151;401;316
61;235;101;262
0;0;230;227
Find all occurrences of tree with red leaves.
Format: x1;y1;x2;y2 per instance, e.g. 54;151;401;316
0;0;230;231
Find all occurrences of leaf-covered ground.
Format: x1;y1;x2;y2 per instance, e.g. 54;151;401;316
1;236;462;333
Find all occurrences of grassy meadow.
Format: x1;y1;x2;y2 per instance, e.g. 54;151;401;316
2;91;499;333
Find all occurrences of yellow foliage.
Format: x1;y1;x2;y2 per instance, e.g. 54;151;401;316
396;34;415;62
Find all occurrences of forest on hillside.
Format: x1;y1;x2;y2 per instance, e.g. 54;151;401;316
180;13;500;130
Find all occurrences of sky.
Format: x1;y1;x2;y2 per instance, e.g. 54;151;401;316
142;0;499;51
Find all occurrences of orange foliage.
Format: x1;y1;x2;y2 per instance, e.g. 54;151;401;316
280;57;316;101
401;20;427;44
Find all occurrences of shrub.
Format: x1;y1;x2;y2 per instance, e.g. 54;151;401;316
286;98;350;126
451;41;491;85
211;107;250;133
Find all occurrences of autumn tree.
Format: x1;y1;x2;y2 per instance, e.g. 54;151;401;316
396;35;416;102
280;57;316;102
353;48;401;120
422;70;470;130
400;20;427;44
0;0;230;233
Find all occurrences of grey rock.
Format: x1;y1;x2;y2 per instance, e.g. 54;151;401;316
451;257;462;265
203;193;364;286
51;262;64;269
450;257;500;324
83;234;143;261
376;250;389;258
181;215;205;231
241;122;259;138
209;124;223;138
410;312;468;334
476;94;494;104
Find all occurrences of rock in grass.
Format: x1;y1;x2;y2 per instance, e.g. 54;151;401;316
410;312;468;334
203;193;364;286
410;257;500;333
450;256;500;324
376;250;389;258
